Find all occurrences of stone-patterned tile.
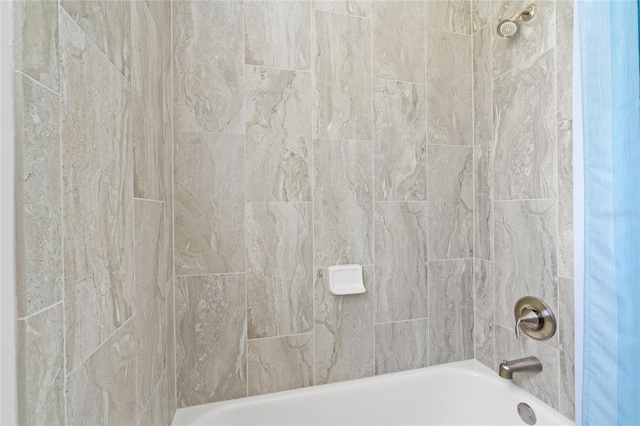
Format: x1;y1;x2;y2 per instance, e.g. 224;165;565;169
372;1;425;83
556;1;573;121
558;121;573;279
559;277;575;419
472;0;491;33
427;145;473;260
373;79;427;201
140;370;170;426
313;139;373;268
426;0;471;35
245;66;312;202
174;132;245;275
13;0;59;91
166;278;176;420
17;304;64;426
474;142;493;261
132;1;164;200
473;24;492;145
428;259;474;365
173;1;244;133
494;200;558;339
60;0;131;79
494;50;556;200
14;75;62;318
145;0;171;41
314;10;372;140
427;30;472;146
245;0;311;71
247;203;313;339
60;11;134;372
375;319;429;375
176;275;247;407
248;334;314;396
66;319;137;425
492;0;555;78
375;202;428;323
474;259;495;368
495;324;560;409
312;0;372;18
162;30;174;282
134;199;166;414
315;267;375;384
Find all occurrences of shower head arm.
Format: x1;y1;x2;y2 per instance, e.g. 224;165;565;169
509;4;536;23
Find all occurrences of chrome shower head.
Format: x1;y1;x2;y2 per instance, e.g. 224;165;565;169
497;4;536;38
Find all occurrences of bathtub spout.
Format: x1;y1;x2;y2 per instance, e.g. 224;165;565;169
498;356;542;379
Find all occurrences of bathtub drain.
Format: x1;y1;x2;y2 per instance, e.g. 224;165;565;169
517;402;537;425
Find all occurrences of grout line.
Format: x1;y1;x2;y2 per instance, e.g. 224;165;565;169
248;332;315;343
370;0;375;375
174;272;246;279
241;0;249;399
374;317;430;327
246;201;314;204
14;70;59;96
311;7;371;21
372;75;427;87
494;197;558;203
471;0;477;363
427;142;474;149
245;62;311;74
133;197;165;204
17;300;63;322
170;0;178;412
172;129;244;137
314;137;373;143
310;3;317;388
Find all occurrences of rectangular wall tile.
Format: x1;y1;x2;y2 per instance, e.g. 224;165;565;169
244;0;311;71
166;277;176;418
473;24;492;145
558;120;573;278
14;74;62;318
428;259;474;365
472;0;490;33
474;142;493;260
176;274;247;407
172;1;244;133
559;277;575;419
372;1;425;83
174;132;245;275
315;267;375;384
314;10;372;140
426;0;471;34
375;319;429;375
375;202;428;323
17;304;64;426
245;66;312;202
494;200;558;334
66;319;137;425
248;334;314;396
140;371;170;426
60;11;134;372
556;1;573;121
427;30;472;146
373;79;427;201
427;145;473;260
146;0;171;41
474;259;495;368
311;0;372;18
494;50;556;200
313;139;373;268
247;203;313;339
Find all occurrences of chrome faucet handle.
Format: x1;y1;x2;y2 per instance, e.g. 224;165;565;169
513;297;557;341
514;308;541;339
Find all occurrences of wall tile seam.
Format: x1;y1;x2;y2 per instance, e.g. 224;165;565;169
141;0;162;35
491;46;557;82
372;76;427;87
247;332;314;343
14;70;60;96
172;129;245;137
133;197;165;204
425;26;472;37
374;317;429;326
16;300;63;322
243;63;312;74
494;197;558;203
311;9;372;21
493;322;561;353
313;138;373;143
427;143;474;149
138;363;169;423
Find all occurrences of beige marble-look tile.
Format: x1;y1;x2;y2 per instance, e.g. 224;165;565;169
428;259;474;365
427;145;473;260
375;202;428;323
140;370;170;426
312;0;372;18
248;334;314;396
162;29;174;283
145;0;171;41
13;0;59;91
247;203;313;339
494;200;558;336
474;259;495;369
132;1;164;200
314;10;372;140
174;132;245;275
14;74;62;318
373;79;427;201
474;142;493;261
173;1;244;133
427;30;472;146
494;50;556;201
166;278;177;420
472;0;491;33
17;304;64;426
245;66;312;202
559;277;575;419
473;24;492;146
176;274;247;407
492;0;555;78
426;0;472;34
558;121;573;279
245;0;311;71
556;1;573;121
375;319;429;375
66;319;137;425
372;1;425;83
134;199;166;414
60;10;134;372
315;267;375;384
60;0;131;79
495;324;560;409
313;139;373;268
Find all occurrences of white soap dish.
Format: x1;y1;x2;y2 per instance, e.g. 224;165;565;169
327;264;366;296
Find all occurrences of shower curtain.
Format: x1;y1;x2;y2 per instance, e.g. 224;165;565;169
577;0;640;424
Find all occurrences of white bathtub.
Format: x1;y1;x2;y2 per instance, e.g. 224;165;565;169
173;359;573;426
